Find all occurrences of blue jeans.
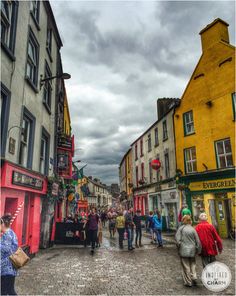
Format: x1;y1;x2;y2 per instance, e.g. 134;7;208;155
126;228;134;249
154;229;163;246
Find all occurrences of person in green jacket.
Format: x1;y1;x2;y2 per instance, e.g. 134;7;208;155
182;205;192;217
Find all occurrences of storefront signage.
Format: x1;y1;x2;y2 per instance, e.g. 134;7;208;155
189;178;236;191
12;171;43;190
51;183;59;196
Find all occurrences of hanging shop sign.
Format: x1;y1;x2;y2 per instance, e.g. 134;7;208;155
151;159;161;170
189;178;236;191
12;171;43;190
57;154;68;169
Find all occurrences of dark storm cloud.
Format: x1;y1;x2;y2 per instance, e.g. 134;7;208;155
51;1;235;184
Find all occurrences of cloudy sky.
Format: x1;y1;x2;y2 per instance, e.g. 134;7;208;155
51;0;235;185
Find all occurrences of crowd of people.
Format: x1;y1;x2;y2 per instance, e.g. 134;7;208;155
0;205;224;294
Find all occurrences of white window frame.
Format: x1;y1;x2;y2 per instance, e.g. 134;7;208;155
215;138;233;168
184;111;195;135
185;147;197;173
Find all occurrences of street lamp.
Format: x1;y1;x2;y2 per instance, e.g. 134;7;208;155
40;72;71;89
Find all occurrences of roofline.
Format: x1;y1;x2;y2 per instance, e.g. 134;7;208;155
119;147;132;167
87;177;107;189
199;18;229;35
44;1;63;48
130;102;179;147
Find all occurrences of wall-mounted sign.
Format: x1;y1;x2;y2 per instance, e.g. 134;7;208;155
12;171;43;190
189;178;236;191
9;137;16;155
57;154;68;169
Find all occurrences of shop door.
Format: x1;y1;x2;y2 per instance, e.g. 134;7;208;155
22;194;30;246
215;199;228;238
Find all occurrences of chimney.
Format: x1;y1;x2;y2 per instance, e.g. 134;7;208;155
199;18;229;52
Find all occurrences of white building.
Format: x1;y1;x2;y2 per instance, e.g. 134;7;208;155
131;98;180;230
87;177;112;209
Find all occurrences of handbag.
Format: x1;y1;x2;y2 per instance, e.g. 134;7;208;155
9;247;30;269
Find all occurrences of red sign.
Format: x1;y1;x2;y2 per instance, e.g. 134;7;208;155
151;159;161;170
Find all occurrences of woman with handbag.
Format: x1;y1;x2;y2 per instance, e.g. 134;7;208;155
0;215;18;295
175;215;202;287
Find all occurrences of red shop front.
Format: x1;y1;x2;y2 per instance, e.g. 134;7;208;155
133;193;148;216
1;161;47;254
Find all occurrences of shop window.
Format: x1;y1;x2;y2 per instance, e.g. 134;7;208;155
1;83;11;157
183;111;195;136
19;108;36;169
192;195;205;223
164;152;170;179
154;127;159;146
30;1;40;26
163;120;168;141
215;138;233;168
184;147;197;174
1;0;18;59
43;62;52;113
26;28;39;89
40;127;50;175
148;134;152;152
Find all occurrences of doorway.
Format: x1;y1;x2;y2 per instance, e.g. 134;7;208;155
215;197;231;238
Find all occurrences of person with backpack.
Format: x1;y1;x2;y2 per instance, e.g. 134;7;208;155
153;210;163;247
1;215;18;295
116;211;125;249
133;209;143;248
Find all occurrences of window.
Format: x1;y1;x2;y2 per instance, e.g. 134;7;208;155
232;93;236;120
148;134;152;152
154;127;159;146
1;0;18;58
1;84;11;157
19;108;36;169
43;62;52;112
30;1;40;25
26;29;39;88
183;111;195;135
135;144;138;160
149;160;153;183
156;154;160;181
136;166;138;187
141;163;144;181
140;139;143;156
46;27;52;55
164;152;170;179
163;120;168;140
215;138;233;168
184;147;197;174
40;128;50;175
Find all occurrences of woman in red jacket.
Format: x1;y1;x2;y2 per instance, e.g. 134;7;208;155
195;213;223;267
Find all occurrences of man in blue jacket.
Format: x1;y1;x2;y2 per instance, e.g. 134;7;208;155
153;210;163;247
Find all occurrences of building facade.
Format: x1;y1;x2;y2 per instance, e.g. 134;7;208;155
1;1;71;252
131;99;180;229
87;177;112;209
174;19;235;238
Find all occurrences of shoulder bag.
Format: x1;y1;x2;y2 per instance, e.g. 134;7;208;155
9;247;30;269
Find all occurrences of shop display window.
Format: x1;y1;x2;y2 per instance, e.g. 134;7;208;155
192;195;205;222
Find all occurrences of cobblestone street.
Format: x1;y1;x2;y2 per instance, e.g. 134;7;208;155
16;230;235;295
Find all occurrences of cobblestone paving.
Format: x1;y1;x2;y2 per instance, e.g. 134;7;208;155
16;230;235;295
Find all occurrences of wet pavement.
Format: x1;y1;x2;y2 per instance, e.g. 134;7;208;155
16;229;235;295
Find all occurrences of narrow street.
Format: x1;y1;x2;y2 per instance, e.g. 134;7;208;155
16;230;235;295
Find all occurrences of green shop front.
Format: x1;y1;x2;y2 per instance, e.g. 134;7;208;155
180;168;235;238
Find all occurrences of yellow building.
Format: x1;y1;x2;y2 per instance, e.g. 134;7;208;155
63;86;72;136
174;19;235;238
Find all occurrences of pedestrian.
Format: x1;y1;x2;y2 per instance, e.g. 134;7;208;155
153;210;163;247
101;211;107;228
96;220;103;248
181;205;191;217
108;209;116;238
195;213;223;267
147;211;155;243
125;209;135;251
133;209;143;248
175;215;202;287
84;207;100;255
116;211;125;249
1;214;18;295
